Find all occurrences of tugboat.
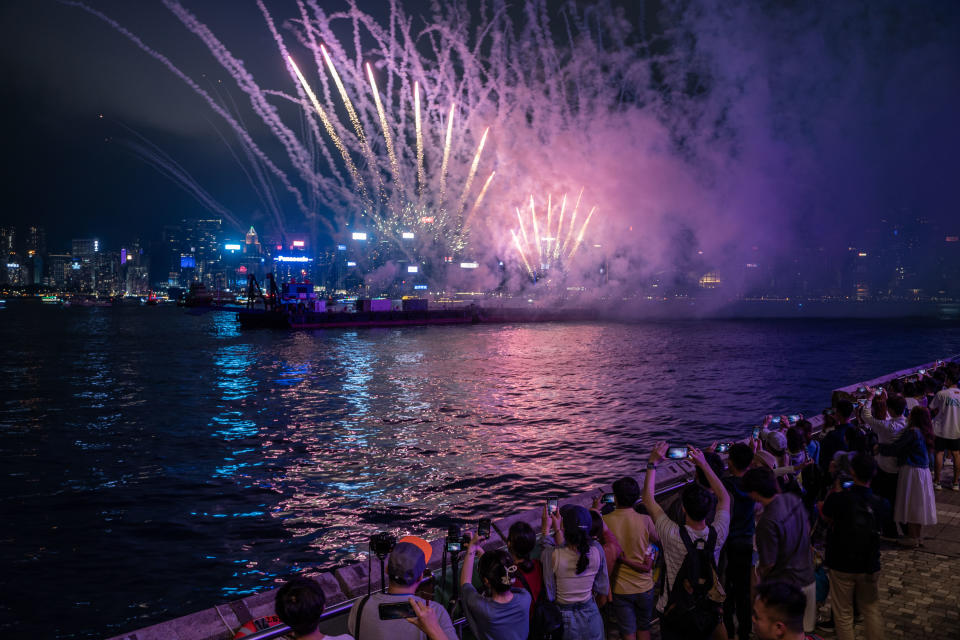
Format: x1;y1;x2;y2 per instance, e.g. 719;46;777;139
179;282;214;307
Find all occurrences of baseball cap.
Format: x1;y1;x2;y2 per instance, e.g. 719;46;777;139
387;536;432;585
752;449;778;470
559;504;591;533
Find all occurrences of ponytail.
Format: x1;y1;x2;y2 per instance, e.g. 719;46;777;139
565;527;591;575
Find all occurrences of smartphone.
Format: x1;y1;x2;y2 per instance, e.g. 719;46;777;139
445;540;462;553
547;496;559;514
716;442;731;453
379;601;416;620
602;492;616;504
842;480;854;489
478;517;491;539
857;386;867;393
770;416;781;424
788;414;800;423
873;389;883;396
919;369;926;375
666;446;689;460
823;408;836;416
752;426;761;438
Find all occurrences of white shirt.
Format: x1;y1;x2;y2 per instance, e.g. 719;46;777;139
862;403;907;473
931;387;960;440
654;509;730;612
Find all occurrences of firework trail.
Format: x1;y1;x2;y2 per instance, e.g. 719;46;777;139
457;127;489;217
463;171;496;227
366;62;405;202
511;229;535;279
553;193;567;260
438;103;456;212
561;188;585;258
567;206;598;262
414;81;424;200
529;195;542;265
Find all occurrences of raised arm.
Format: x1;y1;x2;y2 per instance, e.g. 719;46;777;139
460;532;482;587
688;445;730;515
642;441;668;523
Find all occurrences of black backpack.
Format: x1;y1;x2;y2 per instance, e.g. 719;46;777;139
662;527;725;639
516;566;563;640
834;492;880;569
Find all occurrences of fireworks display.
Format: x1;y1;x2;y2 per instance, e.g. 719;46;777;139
67;0;654;291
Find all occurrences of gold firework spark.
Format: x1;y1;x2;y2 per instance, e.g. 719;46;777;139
553;192;567;260
463;170;495;227
438;102;456;210
511;229;535;278
457;126;489;216
414;81;424;200
566;205;598;261
366;62;405;201
288;56;370;206
560;187;584;257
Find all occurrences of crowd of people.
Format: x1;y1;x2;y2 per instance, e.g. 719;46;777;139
270;361;959;640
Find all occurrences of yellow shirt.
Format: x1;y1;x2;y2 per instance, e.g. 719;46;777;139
602;508;655;594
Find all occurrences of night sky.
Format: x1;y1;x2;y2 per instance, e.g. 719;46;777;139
3;0;960;281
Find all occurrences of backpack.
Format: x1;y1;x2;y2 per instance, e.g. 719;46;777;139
834;491;880;569
662;527;725;639
516;566;563;640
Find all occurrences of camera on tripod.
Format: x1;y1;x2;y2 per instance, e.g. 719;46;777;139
444;524;471;553
369;531;397;558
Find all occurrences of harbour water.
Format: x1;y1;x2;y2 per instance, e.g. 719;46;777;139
2;301;959;639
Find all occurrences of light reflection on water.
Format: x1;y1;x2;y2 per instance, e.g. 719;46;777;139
2;305;960;639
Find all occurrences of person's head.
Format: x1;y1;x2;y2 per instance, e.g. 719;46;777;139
763;430;788;457
753;581;806;639
796;420;813;444
903;381;917;398
836;400;854;422
742;466;779;501
507;521;536;573
924;377;941;395
908;406;935;449
612;476;640;508
695;451;725;487
887;394;907;419
850;451;877;485
275;576;326;638
727;443;754;474
946;371;959;388
387;536;432;588
477;548;517;594
870;394;888;420
560;505;592;574
680;483;715;523
785;427;805;455
887;378;904;394
589;509;606;545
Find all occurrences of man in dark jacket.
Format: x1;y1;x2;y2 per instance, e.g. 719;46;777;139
720;443;757;640
820;452;889;640
819;400;855;474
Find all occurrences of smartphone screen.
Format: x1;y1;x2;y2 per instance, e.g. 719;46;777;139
478;518;491;539
379;601;416;620
752;427;761;438
547;497;559;514
788;414;800;422
446;540;461;553
716;443;730;453
842;480;854;489
770;416;781;424
602;492;615;504
666;446;688;459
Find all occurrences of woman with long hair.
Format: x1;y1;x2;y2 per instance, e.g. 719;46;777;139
541;504;610;640
883;406;938;546
506;520;542;617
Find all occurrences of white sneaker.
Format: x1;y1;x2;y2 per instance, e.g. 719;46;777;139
951;484;959;491
936;483;943;491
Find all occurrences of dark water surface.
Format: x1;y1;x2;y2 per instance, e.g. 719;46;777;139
2;301;958;638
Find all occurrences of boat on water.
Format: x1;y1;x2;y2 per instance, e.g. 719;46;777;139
41;295;61;304
178;282;214;307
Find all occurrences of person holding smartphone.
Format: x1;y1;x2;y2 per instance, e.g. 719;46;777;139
459;533;531;640
347;536;458;640
541;504;610;640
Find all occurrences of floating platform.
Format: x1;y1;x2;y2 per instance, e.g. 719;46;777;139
236;305;602;330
